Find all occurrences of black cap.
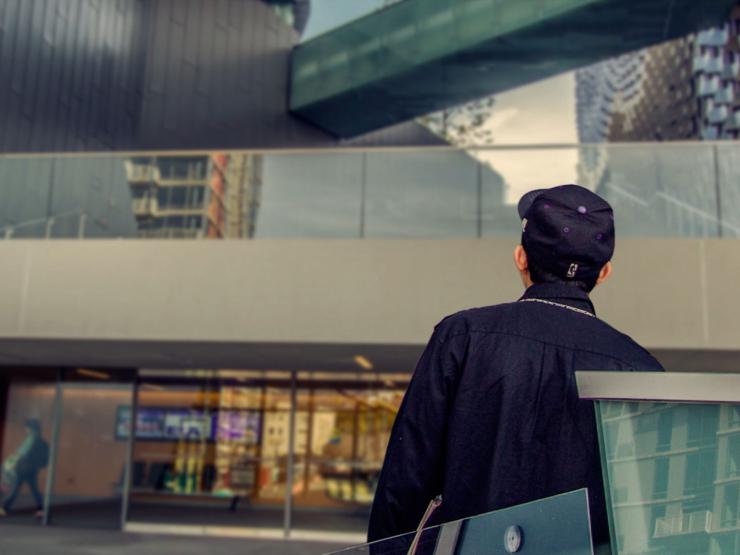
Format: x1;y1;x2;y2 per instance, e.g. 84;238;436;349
518;184;615;283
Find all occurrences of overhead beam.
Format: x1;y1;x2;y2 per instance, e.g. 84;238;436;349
290;0;737;137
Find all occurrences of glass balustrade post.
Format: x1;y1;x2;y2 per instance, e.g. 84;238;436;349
713;144;723;238
476;161;482;239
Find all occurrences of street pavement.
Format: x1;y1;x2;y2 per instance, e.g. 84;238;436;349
0;524;347;555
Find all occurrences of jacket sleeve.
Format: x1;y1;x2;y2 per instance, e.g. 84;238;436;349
367;325;462;542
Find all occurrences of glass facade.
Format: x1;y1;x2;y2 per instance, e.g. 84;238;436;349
0;368;408;538
0;368;409;538
596;400;740;554
0;369;57;523
49;376;133;529
0;369;135;528
2;144;740;241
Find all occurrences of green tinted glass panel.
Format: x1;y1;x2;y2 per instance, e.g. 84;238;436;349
291;0;736;137
596;401;740;555
327;489;593;554
3;144;740;240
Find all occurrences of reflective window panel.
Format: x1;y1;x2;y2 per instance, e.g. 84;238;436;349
48;369;134;529
0;144;737;240
0;369;57;525
597;401;740;555
290;380;405;535
126;378;284;530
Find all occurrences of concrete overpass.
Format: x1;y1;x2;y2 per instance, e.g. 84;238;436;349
290;0;737;137
0;239;737;373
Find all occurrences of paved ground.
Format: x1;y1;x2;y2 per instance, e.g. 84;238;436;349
0;524;347;555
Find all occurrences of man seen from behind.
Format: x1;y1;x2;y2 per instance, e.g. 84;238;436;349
368;184;664;551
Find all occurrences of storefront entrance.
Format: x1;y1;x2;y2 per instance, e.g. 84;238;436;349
0;368;407;541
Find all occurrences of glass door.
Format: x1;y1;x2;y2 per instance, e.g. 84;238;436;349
289;372;408;538
126;374;286;532
47;369;134;529
0;368;57;526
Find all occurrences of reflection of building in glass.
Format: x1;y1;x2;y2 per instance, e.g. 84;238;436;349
125;155;262;239
601;401;740;555
0;158;137;239
576;7;740;236
577;7;740;144
258;150;509;238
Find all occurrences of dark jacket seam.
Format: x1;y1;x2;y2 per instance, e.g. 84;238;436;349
439;329;637;369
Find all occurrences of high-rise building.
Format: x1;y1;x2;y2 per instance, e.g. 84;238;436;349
125;155;262;239
575;7;740;238
576;6;740;143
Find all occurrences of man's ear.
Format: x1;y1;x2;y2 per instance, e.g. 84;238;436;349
596;261;612;285
513;245;528;273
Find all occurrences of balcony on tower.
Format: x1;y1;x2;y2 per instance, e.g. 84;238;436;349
654;511;713;538
698;74;721;96
697;26;730;47
715;83;735;104
708;104;730;124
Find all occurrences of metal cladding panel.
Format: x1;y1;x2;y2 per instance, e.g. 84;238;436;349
0;0;441;153
290;0;739;138
3;0;151;152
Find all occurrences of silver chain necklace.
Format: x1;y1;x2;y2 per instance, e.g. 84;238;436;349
519;297;596;318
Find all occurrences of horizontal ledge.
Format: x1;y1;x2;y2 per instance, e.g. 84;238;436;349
575;371;740;403
124;522;364;544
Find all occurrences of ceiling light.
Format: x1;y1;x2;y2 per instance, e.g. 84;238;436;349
141;383;165;391
76;368;111;380
353;355;373;370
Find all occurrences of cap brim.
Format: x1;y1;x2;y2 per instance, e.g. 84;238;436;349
517;189;545;219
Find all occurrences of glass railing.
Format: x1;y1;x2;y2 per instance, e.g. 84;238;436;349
326;489;593;555
578;371;740;555
0;143;739;240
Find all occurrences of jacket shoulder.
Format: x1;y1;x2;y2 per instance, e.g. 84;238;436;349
433;303;518;339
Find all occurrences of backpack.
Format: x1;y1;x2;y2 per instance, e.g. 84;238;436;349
28;437;49;470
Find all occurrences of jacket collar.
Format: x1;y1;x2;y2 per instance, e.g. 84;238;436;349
519;282;596;316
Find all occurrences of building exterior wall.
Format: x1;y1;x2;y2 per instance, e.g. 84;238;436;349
0;239;737;359
0;0;441;153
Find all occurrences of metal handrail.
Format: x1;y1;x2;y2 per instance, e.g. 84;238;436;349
576;371;740;403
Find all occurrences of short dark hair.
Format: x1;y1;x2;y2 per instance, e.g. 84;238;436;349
527;254;597;293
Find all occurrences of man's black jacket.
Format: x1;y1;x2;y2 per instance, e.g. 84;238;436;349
367;282;664;545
